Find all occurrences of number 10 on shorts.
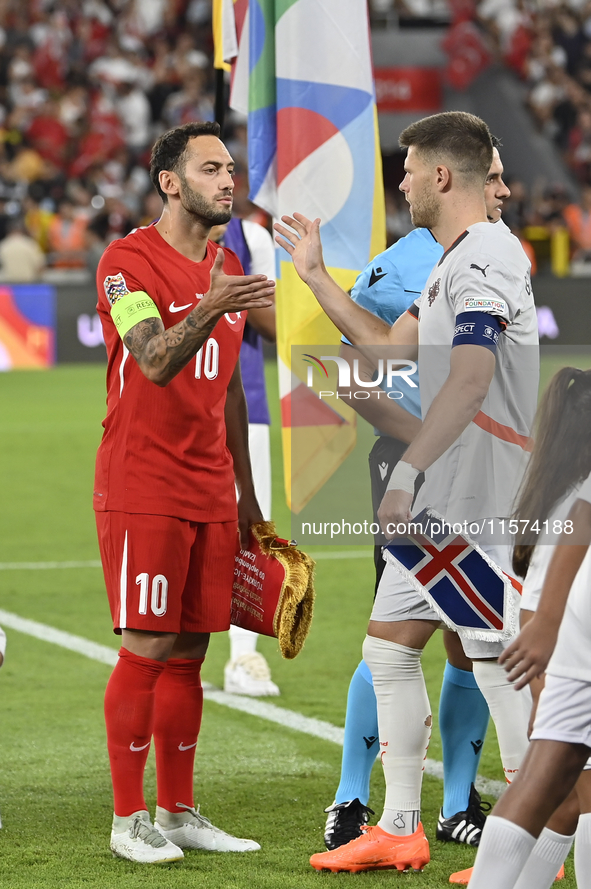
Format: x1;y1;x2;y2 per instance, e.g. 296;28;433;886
136;573;169;616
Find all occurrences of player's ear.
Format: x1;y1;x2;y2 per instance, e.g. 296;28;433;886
159;169;180;198
435;165;451;192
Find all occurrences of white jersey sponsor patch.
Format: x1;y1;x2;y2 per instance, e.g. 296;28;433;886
463;297;508;314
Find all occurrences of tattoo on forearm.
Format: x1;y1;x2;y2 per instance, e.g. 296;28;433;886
123;304;218;383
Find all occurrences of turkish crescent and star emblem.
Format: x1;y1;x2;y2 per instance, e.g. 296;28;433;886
225;312;242;325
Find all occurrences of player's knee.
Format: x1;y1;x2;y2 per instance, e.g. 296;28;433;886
363;634;423;683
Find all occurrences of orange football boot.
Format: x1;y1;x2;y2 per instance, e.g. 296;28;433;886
309;823;430;873
449;867;472;884
449;864;566;884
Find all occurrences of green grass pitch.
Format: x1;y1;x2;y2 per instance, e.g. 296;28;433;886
0;355;588;887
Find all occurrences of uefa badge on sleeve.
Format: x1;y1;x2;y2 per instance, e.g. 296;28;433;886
231;521;316;658
383;508;521;642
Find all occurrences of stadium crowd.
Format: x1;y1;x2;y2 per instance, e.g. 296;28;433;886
0;0;589;279
0;0;266;278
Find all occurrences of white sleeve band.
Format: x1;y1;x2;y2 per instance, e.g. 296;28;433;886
386;460;420;494
0;626;6;663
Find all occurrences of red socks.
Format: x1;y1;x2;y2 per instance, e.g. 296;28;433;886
153;657;205;812
104;647;165;817
104;650;205;816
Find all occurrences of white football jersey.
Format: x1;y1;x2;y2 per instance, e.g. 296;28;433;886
520;485;581;612
549;471;591;681
413;220;539;524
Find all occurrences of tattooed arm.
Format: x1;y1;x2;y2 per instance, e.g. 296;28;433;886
123;248;274;387
225;361;264;546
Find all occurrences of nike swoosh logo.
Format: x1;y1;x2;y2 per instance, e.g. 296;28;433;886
130;741;150;752
169;301;193;313
178;741;198;751
369;268;387;287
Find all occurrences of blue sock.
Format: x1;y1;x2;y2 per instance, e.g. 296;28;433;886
439;661;490;818
334;660;379;805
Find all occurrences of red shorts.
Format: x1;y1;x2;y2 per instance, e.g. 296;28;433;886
96;511;239;634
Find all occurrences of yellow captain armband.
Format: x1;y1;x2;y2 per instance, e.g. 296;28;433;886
110;291;162;339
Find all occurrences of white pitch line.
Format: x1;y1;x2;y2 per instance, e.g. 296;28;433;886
310;550;371;560
0;552;371;570
0;609;118;667
0;608;505;799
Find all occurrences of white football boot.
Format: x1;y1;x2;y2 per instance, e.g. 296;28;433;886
223;652;280;696
155;803;261;852
110;810;184;863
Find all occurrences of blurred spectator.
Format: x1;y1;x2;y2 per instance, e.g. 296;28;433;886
26;99;69;169
47;198;87;268
138;190;163;227
85;212;110;278
567;107;591;181
113;76;152;153
0;216;45;281
563;184;591;257
162;67;213;128
385;188;413;244
501;177;529;230
23;186;54;253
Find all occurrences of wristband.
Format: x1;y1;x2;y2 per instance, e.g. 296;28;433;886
111;291;161;339
386;460;419;494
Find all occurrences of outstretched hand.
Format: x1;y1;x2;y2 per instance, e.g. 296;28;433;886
201;248;275;318
498;615;558;690
274;213;325;285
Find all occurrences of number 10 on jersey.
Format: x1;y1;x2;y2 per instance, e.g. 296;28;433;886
195;338;219;380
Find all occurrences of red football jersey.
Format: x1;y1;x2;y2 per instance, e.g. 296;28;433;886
94;225;246;522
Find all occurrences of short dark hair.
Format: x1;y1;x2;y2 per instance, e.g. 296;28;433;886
491;134;502;149
399;112;493;185
150;121;222;201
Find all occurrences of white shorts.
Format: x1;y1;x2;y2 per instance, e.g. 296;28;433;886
531;673;591;764
371;538;515;659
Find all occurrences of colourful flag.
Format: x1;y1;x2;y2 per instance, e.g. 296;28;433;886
212;0;238;71
227;0;385;513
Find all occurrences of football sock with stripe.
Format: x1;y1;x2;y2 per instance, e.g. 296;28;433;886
469;816;537;888
104;647;165;817
334;659;379;806
575;812;591;887
471;659;530;782
439;661;490;817
514;827;574;889
363;635;431;837
153;657;205;812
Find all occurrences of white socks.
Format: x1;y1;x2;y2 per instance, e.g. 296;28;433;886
362;635;431;836
470;816;537;888
472;659;530;781
575;812;591;888
228;625;259;659
514;827;574;889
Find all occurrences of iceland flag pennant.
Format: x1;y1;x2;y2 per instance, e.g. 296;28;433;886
383;508;521;642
